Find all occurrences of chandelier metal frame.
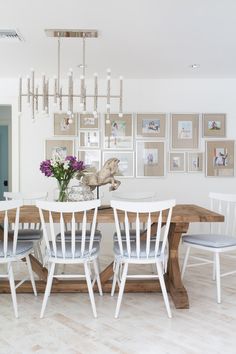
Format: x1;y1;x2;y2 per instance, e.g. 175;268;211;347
18;29;123;122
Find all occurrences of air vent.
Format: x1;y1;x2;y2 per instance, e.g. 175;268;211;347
0;29;24;42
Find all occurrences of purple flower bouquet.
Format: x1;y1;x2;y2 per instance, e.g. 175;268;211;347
40;156;85;202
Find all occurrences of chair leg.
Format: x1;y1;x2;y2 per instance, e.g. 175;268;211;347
93;258;103;296
8;262;18;318
213;253;216;281
215;252;221;304
40;262;55;318
25;255;37;296
156;261;172;318
181;245;191;280
111;261;119;297
115;262;128;319
84;262;97;318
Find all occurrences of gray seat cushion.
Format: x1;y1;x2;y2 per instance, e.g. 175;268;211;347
56;230;102;242
113;230;156;241
183;234;236;248
8;229;42;241
49;241;100;258
113;240;162;258
0;241;34;257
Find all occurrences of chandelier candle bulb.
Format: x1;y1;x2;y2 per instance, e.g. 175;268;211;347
94;72;98;114
27;75;30;104
53;76;58;104
35;86;39;112
107;74;111;114
59;87;63;111
46;79;49;114
119;76;123;117
18;77;22;113
68;71;73;113
42;74;46;111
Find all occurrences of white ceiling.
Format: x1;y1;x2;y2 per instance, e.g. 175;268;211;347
1;0;236;79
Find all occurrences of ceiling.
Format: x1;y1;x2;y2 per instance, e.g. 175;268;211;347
1;0;236;79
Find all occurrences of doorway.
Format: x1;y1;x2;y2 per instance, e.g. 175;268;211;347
0;106;11;200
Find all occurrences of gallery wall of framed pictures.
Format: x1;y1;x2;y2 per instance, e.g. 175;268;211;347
44;111;234;178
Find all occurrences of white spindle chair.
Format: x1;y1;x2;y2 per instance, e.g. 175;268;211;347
111;199;175;318
181;192;236;303
0;200;37;318
111;191;158;290
36;199;102;318
4;192;48;263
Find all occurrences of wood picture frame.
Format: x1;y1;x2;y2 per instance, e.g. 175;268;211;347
171;113;199;149
103;151;134;178
104;114;133;149
136;113;166;138
206;140;234;177
202;113;226;138
136;141;165;178
169;152;185;172
79;113;99;129
188;152;204;173
45;139;74;160
79;130;100;148
53;113;77;136
78;149;101;173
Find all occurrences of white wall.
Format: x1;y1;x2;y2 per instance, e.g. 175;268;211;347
0;78;236;209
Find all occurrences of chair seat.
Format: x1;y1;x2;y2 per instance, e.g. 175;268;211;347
56;230;102;242
183;234;236;248
9;229;43;241
49;241;100;259
113;230;157;241
0;241;34;257
113;240;163;259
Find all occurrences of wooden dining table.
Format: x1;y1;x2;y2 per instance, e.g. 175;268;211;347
0;204;224;309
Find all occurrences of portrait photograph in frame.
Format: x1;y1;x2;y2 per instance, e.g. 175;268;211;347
45;139;74;160
136;141;165;177
171;113;199;149
136;113;166;138
169;152;185;172
79;131;100;148
103;151;134;178
78;150;101;173
79;113;99;129
104;114;133;149
206;140;234;177
203;113;226;138
54;112;77;136
188;152;204;173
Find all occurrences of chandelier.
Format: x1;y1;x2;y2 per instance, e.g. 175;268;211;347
18;29;123;123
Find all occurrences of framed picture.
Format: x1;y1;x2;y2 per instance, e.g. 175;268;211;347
169;152;185;172
171;113;199;149
79;113;99;129
45;139;74;160
136;141;165;177
103;151;134;178
54;113;77;136
104;114;133;149
206;140;235;177
78;150;101;173
203;113;226;138
136;113;166;138
188;152;204;173
79;131;100;148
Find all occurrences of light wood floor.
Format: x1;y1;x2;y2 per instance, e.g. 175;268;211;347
0;249;236;354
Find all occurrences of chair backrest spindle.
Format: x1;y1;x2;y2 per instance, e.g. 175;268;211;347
36;200;101;260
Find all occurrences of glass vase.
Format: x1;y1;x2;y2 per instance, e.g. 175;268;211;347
56;179;70;202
